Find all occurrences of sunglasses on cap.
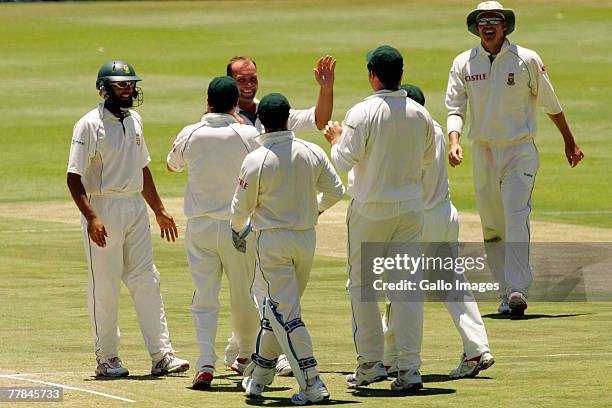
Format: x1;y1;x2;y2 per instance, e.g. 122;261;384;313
112;81;136;89
477;17;504;26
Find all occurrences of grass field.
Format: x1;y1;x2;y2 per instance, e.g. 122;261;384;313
1;0;612;406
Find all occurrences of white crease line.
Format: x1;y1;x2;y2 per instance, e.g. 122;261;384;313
0;374;135;403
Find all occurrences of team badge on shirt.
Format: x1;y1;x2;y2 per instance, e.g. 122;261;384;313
136;136;141;146
507;73;515;86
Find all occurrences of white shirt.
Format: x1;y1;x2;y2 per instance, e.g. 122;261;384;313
422;121;451;210
167;113;260;220
231;130;345;231
331;89;435;204
67;103;150;195
236;98;317;133
445;39;563;144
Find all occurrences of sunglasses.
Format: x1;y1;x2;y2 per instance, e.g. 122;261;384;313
112;81;136;89
477;17;504;26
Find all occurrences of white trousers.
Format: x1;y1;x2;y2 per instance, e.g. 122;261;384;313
383;200;490;363
473;141;539;297
82;194;172;364
185;217;260;369
346;199;424;371
251;228;319;379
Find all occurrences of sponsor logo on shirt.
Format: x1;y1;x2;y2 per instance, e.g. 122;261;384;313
239;178;249;190
136;136;141;146
465;73;487;82
71;139;85;145
540;65;546;73
507;73;515;86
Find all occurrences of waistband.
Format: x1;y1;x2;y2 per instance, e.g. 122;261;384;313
89;191;141;198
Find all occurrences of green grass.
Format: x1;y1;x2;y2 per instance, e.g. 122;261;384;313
1;216;612;406
1;1;612;406
1;0;612;225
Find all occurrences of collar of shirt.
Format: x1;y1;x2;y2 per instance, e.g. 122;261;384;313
364;89;408;101
478;38;511;59
201;112;239;126
98;102;131;121
255;129;295;146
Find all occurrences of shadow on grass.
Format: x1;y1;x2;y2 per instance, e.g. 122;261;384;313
85;374;169;381
482;312;591;320
244;395;357;406
350;386;455;398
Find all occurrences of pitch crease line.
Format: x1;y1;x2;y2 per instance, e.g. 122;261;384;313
0;374;136;403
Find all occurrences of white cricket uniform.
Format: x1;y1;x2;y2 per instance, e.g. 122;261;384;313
231;130;345;379
383;121;490;364
445;39;563;297
166;113;262;369
67;103;173;364
236;98;317;133
331;89;435;371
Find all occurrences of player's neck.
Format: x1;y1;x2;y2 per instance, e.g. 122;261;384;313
238;99;257;114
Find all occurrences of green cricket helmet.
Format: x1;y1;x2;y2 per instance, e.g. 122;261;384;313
95;61;141;90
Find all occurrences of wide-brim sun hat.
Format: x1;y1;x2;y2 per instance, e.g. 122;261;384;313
467;1;515;36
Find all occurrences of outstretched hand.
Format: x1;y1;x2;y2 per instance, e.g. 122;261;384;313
314;55;336;89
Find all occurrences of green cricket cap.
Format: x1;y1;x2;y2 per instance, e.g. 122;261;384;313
400;84;426;107
366;45;403;71
258;93;291;118
208;76;239;110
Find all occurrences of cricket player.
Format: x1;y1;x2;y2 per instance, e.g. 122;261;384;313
446;1;584;315
382;85;494;379
166;76;261;389
324;46;435;392
67;61;189;377
226;55;335;133
224;54;336;376
230;93;345;405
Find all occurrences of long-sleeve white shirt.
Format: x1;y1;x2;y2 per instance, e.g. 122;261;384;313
422;121;451;210
445;39;563;144
231;130;345;232
331;89;435;204
166;113;260;220
236;98;317;134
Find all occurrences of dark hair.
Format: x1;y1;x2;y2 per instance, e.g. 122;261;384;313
368;62;402;89
259;110;289;131
226;56;257;77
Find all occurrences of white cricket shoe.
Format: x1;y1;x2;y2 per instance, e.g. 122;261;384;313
291;376;330;405
509;292;528;316
242;363;274;398
448;351;495;379
95;357;129;377
230;357;251;375
498;297;510;314
276;354;293;376
151;352;190;376
224;341;239;368
346;361;388;388
390;369;423;392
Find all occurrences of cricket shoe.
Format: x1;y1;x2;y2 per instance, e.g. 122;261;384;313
498;296;510;314
346;361;388;388
242;363;274;398
224;341;239;368
385;364;399;378
276;354;293;376
508;292;528;316
448;351;495;379
95;357;129;378
230;357;251;375
390;369;423;392
291;376;330;405
192;365;214;390
151;352;190;376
